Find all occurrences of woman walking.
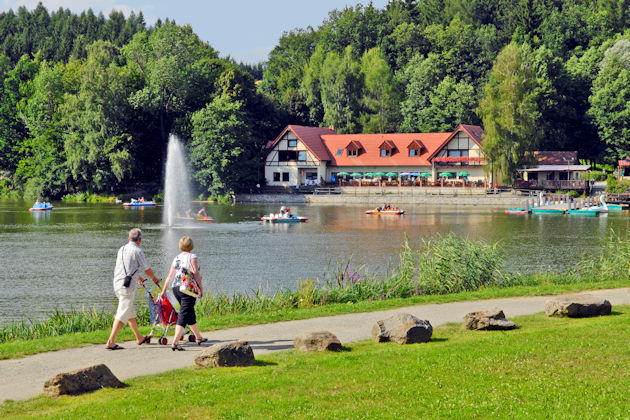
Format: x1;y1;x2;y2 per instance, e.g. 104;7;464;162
159;236;207;350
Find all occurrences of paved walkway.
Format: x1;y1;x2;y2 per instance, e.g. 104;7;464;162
1;288;628;402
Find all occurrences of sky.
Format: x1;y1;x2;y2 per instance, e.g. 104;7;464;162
0;0;390;63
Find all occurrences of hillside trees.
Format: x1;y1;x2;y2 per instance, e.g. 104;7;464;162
478;42;542;183
589;38;630;163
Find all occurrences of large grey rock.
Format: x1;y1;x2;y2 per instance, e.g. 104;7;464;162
372;313;432;344
462;308;516;330
545;294;612;318
43;364;124;396
294;331;342;352
194;341;255;368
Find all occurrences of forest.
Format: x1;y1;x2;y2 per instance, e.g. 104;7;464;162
1;1;630;199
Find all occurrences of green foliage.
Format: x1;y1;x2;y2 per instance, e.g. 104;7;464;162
359;47;400;133
320;46;363;133
606;174;630;193
190;95;257;195
479;42;542;183
589;38;630;164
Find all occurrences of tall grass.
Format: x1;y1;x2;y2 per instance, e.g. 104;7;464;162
1;232;628;343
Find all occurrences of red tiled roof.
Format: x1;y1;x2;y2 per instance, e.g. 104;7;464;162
266;125;336;161
346;140;364;151
321;132;451;167
534;151;577;165
619;158;630;168
379;140;397;150
426;124;485;161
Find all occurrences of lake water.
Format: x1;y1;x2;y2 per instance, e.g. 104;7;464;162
1;200;628;322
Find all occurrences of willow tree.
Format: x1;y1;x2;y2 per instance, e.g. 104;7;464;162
479;42;541;184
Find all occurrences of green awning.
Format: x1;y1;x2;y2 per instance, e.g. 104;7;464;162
337;172;349;176
439;172;454;177
364;172;375;178
385;172;398;177
350;172;362;177
374;172;387;176
418;172;431;177
457;172;469;177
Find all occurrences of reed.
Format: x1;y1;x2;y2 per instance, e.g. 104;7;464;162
1;232;628;343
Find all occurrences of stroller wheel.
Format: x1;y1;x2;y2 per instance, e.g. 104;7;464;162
159;337;168;345
188;334;196;342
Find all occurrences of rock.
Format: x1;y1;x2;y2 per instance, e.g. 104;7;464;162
545;294;612;318
372;313;432;344
462;308;516;330
294;331;342;352
194;341;255;368
43;364;124;397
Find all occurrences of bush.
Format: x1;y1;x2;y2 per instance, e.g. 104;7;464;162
606;175;630;193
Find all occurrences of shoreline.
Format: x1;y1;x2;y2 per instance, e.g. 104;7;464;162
236;191;530;205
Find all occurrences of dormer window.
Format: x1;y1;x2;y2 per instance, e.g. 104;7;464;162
407;139;425;157
378;140;397;158
345;140;363;157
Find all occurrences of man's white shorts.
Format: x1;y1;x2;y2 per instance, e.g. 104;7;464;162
114;288;136;324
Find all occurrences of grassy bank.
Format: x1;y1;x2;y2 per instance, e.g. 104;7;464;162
2;307;628;418
61;192;119;203
1;232;629;359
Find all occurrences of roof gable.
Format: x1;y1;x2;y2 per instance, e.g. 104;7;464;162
266;125;336;161
426;124;485;160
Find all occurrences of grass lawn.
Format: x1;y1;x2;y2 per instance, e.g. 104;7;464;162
2;306;629;418
1;279;628;360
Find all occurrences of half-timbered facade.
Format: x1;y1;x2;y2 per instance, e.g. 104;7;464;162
264;124;487;186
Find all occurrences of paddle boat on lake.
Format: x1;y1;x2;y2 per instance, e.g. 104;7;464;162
365;204;405;215
505;207;531;215
261;214;308;223
261;206;307;223
29;201;53;211
123;198;156;207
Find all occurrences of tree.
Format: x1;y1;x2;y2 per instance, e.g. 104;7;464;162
478;42;541;183
360;47;400;133
60;41;135;191
589;38;630;164
15;60;68;199
124;23;222;146
190;95;257;195
320;46;363;133
300;44;326;125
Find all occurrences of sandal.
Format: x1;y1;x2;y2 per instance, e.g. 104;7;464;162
105;344;124;350
196;337;208;346
138;335;151;345
171;344;185;351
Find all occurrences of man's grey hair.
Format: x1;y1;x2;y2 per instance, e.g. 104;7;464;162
129;228;142;242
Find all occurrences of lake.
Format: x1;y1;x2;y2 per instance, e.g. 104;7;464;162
1;200;628;322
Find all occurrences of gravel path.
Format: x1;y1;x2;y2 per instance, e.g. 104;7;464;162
1;287;628;403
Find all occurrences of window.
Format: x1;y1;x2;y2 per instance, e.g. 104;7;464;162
336;149;343;156
278;151;299;161
447;150;468;157
298;151;306;161
273;172;280;182
380;149;391;157
282;172;289;182
348;149;357;157
409;149;419;157
288;139;297;148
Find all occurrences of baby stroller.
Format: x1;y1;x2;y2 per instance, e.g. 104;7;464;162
143;283;194;345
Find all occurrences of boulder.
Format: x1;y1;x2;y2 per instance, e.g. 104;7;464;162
43;364;125;397
194;341;255;368
294;331;342;352
545;294;612;318
462;308;516;330
372;313;432;344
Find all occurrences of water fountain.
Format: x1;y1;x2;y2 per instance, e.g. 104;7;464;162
163;134;193;226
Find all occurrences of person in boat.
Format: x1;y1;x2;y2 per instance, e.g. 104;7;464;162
280;205;287;216
197;208;207;219
139;197;145;203
285;207;292;218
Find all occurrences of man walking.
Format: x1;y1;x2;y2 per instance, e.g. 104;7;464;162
106;228;161;350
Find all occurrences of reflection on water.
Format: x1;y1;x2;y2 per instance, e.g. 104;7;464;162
1;199;629;322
